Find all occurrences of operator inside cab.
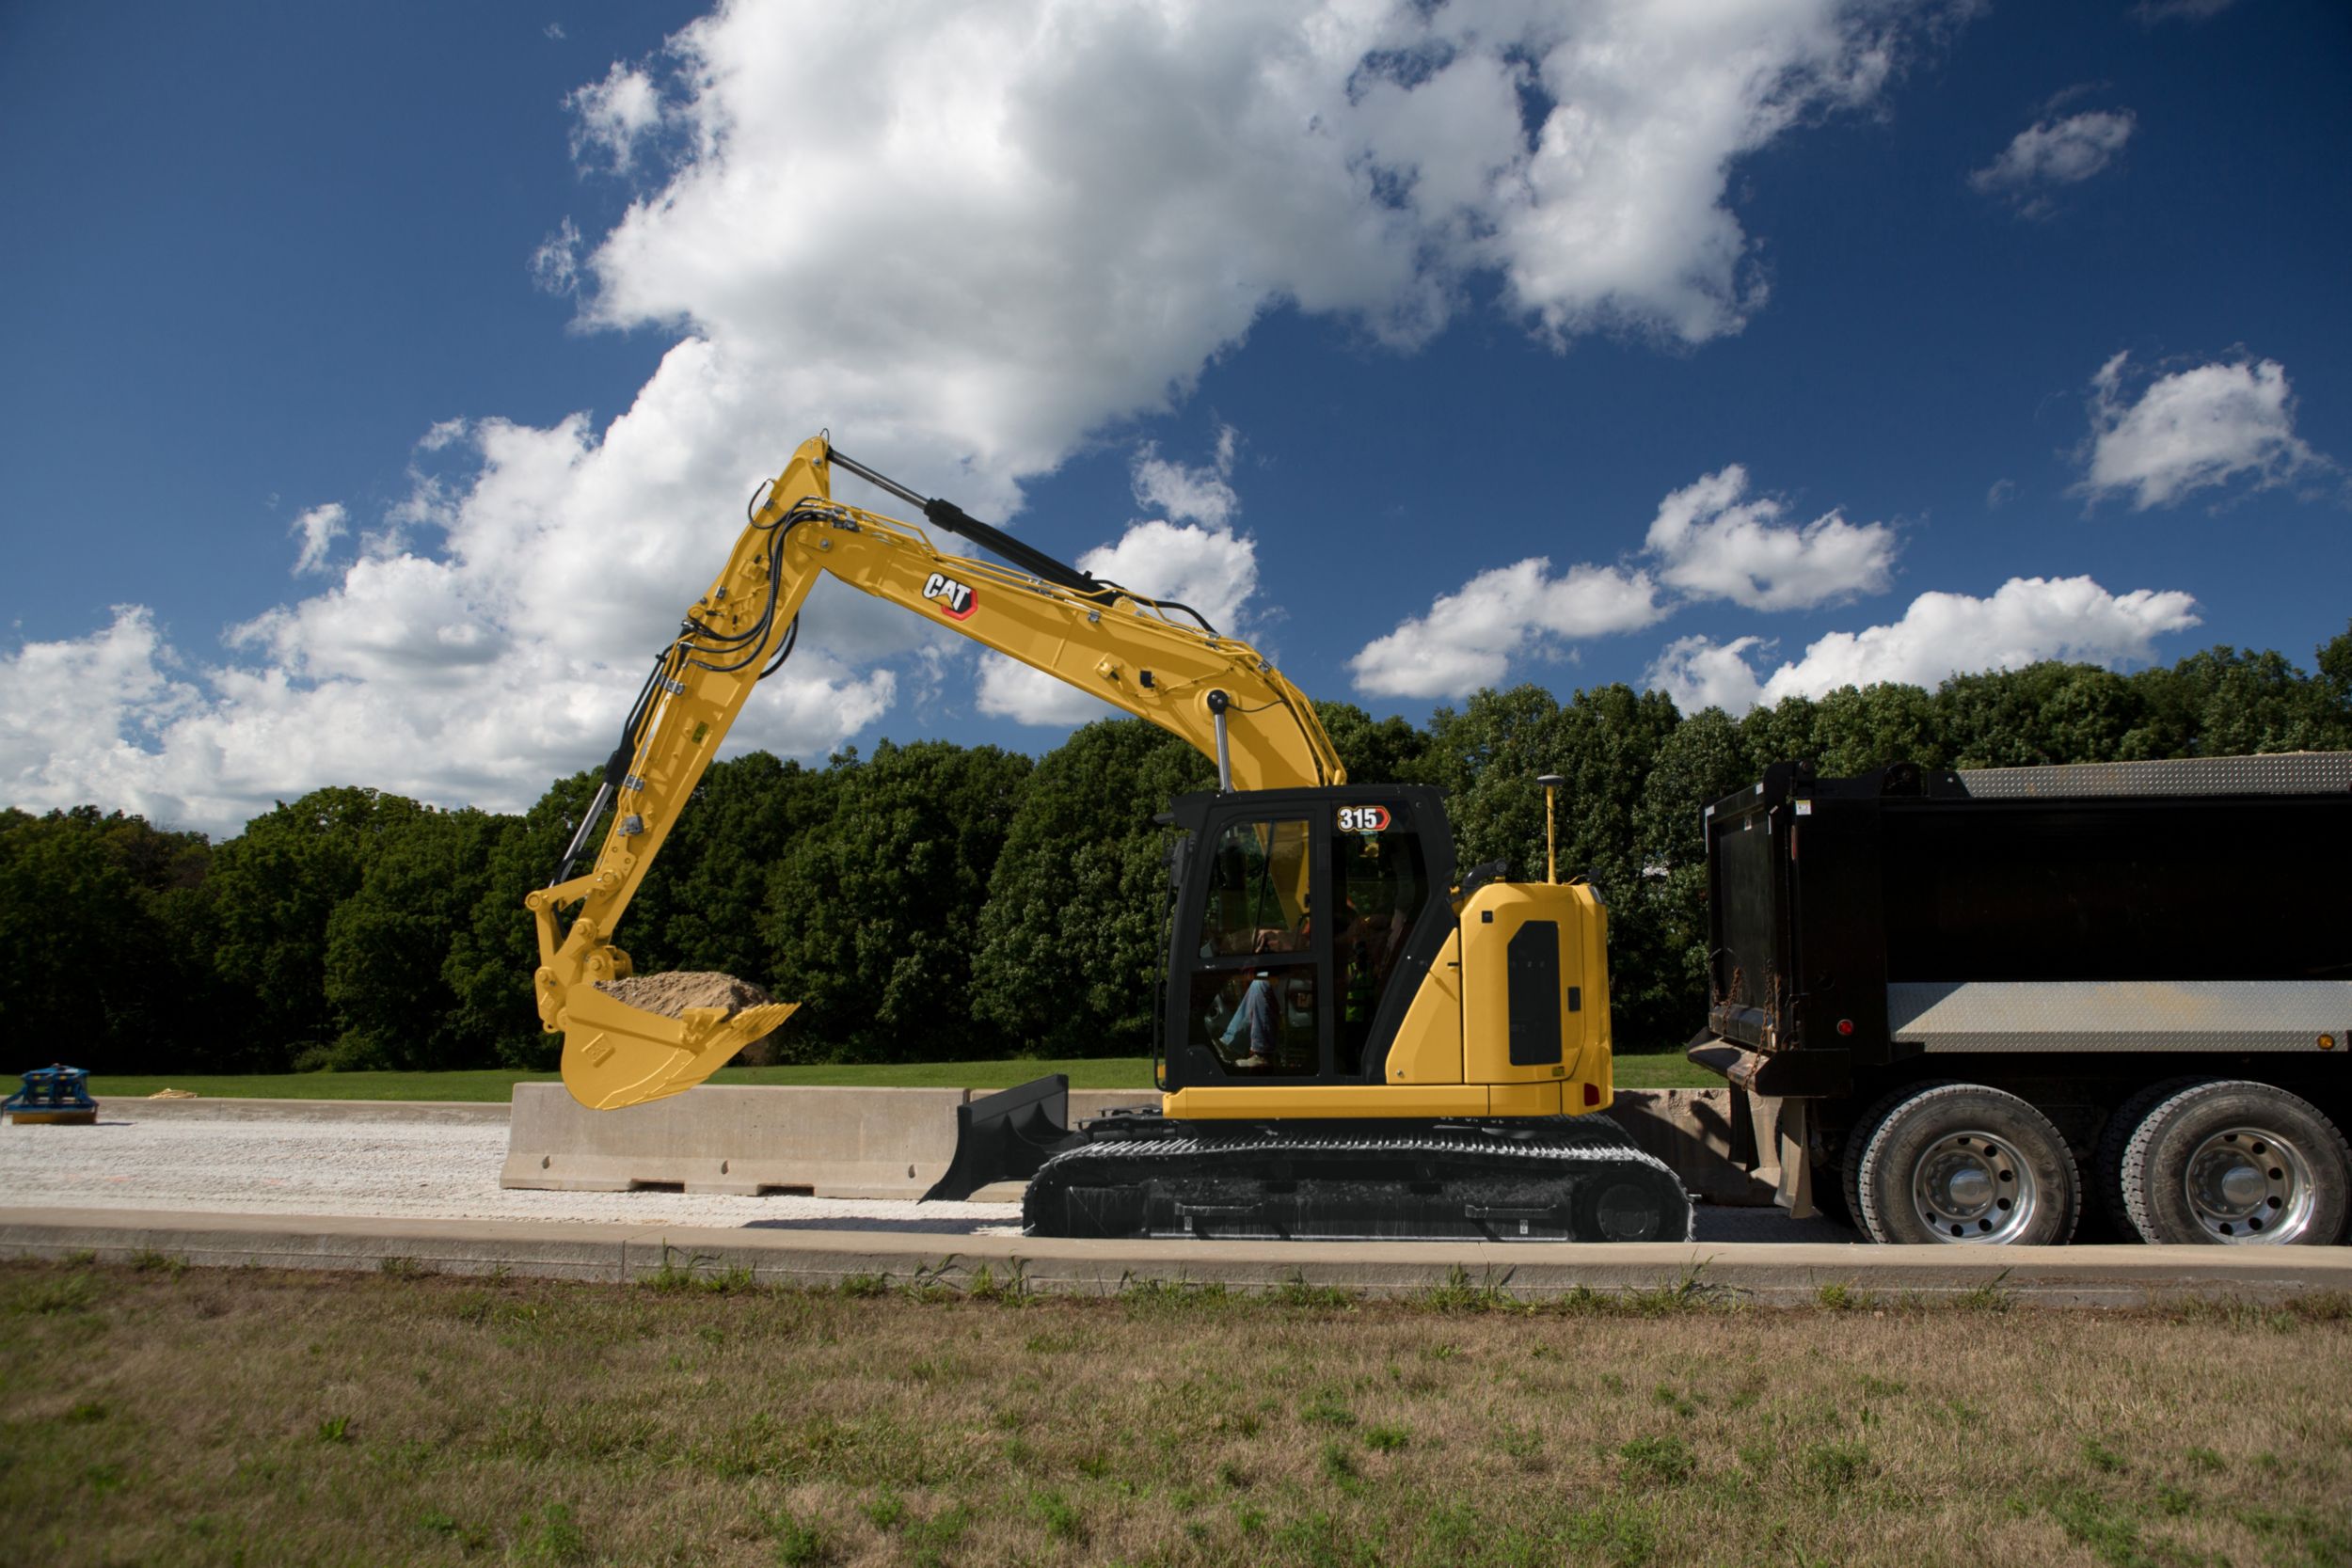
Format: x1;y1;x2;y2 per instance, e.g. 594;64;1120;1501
1190;809;1432;1081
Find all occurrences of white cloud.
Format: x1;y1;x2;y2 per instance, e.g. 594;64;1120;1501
1645;465;1894;611
2078;351;2328;511
1350;559;1666;699
1132;425;1239;530
6;0;1967;831
981;433;1263;724
529;217;582;296
1645;576;2201;715
1645;633;1775;715
1351;461;1897;698
1969;110;2135;210
566;62;661;173
289;502;348;576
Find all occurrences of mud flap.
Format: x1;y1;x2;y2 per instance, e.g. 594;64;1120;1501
922;1074;1084;1202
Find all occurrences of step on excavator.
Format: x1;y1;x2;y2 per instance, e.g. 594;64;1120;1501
525;436;1692;1243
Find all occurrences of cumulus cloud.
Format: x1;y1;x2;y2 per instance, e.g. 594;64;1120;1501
979;431;1263;724
2078;351;2329;511
1969;110;2134;212
1350;559;1666;699
1645;465;1894;611
1132;425;1240;531
566;62;661;173
1645;576;2201;715
289;502;348;576
1350;462;1897;698
5;0;1966;832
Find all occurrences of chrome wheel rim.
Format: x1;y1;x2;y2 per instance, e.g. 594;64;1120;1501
2184;1126;2317;1243
1911;1131;2037;1243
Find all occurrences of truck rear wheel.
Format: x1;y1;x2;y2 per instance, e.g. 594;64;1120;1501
2093;1077;2200;1242
1848;1083;2081;1245
2119;1080;2350;1245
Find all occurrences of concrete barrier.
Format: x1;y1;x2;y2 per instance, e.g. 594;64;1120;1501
501;1084;974;1200
502;1082;1778;1207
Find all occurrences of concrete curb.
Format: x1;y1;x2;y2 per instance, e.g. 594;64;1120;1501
5;1207;2344;1307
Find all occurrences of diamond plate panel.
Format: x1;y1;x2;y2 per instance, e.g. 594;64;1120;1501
1888;980;2352;1054
1950;753;2352;800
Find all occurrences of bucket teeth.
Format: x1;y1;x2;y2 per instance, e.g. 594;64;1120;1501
557;988;800;1110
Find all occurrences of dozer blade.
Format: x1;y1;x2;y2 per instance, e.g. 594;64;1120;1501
556;985;799;1110
922;1074;1086;1201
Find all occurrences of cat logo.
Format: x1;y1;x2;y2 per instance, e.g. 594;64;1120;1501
922;572;977;621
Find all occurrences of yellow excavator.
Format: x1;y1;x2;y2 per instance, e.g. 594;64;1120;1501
526;436;1691;1243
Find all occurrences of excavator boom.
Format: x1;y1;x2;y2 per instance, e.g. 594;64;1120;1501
528;436;1341;1109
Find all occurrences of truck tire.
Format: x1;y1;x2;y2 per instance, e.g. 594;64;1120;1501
2119;1080;2350;1245
2092;1077;2201;1243
1848;1083;2080;1245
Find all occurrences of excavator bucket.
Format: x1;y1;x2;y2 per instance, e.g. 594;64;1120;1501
923;1074;1085;1201
556;985;799;1111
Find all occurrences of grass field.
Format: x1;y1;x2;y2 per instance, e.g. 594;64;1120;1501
87;1049;1719;1102
3;1260;2345;1568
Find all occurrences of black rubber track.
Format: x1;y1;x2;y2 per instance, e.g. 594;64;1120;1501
1022;1117;1694;1243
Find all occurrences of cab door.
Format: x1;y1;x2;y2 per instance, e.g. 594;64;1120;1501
1168;807;1333;1088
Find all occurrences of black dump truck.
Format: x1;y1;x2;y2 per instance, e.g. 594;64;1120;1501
1688;752;2350;1245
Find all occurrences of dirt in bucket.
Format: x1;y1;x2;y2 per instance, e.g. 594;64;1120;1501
595;973;787;1065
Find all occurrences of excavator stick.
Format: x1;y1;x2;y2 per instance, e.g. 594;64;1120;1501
553;985;800;1111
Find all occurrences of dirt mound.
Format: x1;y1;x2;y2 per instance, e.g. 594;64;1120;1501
595;973;787;1065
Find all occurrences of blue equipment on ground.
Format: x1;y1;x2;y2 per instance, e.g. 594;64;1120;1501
4;1065;98;1125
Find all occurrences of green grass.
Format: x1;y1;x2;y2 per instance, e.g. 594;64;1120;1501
88;1046;1714;1101
7;1260;2349;1568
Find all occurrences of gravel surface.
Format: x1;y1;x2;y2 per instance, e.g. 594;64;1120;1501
0;1110;1024;1235
0;1105;1857;1243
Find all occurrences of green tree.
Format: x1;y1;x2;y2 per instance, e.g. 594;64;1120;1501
1312;700;1427;784
320;807;503;1070
206;787;427;1069
624;752;837;984
1807;682;1944;775
2137;641;2347;757
1633;705;1754;1023
1934;662;2153;767
970;720;1215;1057
446;770;602;1070
0;807;215;1075
762;740;1032;1061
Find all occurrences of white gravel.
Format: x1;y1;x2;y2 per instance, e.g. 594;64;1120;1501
0;1110;1023;1235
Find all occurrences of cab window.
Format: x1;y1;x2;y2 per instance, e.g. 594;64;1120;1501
1198;818;1311;958
1330;824;1430;1073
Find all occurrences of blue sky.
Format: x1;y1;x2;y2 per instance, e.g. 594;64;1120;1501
4;1;2347;834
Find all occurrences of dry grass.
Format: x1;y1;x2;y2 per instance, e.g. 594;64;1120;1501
2;1259;2347;1568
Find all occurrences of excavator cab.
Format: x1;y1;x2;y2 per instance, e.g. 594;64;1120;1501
1158;785;1454;1090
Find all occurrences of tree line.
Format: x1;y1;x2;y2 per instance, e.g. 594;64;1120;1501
6;626;2346;1077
